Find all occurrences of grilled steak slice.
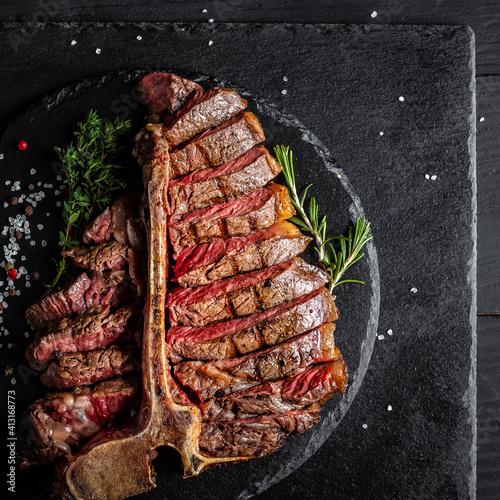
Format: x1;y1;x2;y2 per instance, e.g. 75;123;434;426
169;288;337;361
61;241;128;272
173;221;312;288
41;345;140;390
83;207;112;244
26;305;137;371
199;406;321;458
137;72;202;115
200;359;347;421
169;183;294;249
83;193;139;246
162;88;247;149
174;324;338;400
26;271;135;330
169;145;281;214
169;112;265;178
168;257;330;327
18;377;140;469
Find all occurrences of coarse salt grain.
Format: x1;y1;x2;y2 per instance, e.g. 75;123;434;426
371;11;377;18
56;201;62;207
399;96;405;102
37;224;43;230
410;287;418;293
24;332;29;338
208;40;213;46
281;89;287;95
425;174;430;179
480;117;485;122
202;8;207;13
30;241;35;246
378;335;385;340
431;175;437;181
387;329;393;335
55;190;60;195
362;424;368;429
387;405;393;411
30;168;36;175
71;40;77;45
25;282;31;288
11;378;16;385
208;18;214;23
5;180;10;186
96;48;101;54
41;240;47;247
0;154;3;160
136;35;142;41
379;131;384;136
283;76;288;82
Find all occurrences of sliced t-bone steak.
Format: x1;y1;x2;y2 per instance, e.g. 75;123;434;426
83;207;112;244
200;359;347;421
169;112;265;178
168;287;337;361
169;183;295;249
40;345;140;390
25;271;136;330
168;257;330;327
199;406;321;458
137;72;202;115
173;221;312;288
162;88;247;149
26;305;137;371
174;324;338;400
18;376;140;469
61;241;128;272
169;145;281;214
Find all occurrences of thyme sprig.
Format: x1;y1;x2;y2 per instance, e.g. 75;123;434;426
273;145;372;291
44;110;132;294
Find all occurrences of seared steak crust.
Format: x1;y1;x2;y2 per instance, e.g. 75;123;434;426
169;112;265;178
168;257;330;327
199;407;321;458
41;345;140;390
174;324;338;400
62;241;128;272
169;146;281;214
162;88;247;149
169;288;337;361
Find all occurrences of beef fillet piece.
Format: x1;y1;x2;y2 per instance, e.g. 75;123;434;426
200;359;348;421
18;376;140;469
62;241;128;272
168;287;338;361
169;112;265;178
169;145;281;214
174;324;338;400
162;88;247;149
169;183;295;249
168;257;330;327
199;406;321;458
173;221;312;288
26;305;137;371
40;345;140;390
137;72;202;116
25;271;137;330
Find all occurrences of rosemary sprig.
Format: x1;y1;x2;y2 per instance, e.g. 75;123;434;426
44;110;132;294
273;145;372;291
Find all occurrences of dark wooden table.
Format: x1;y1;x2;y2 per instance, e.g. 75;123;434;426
1;1;498;498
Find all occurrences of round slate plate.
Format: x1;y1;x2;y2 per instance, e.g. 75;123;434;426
0;72;380;500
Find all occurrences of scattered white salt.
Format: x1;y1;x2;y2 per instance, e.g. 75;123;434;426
387;405;393;411
479;116;485;122
410;287;418;293
3;203;8;209
37;224;44;230
136;35;142;41
202;8;207;13
41;240;47;247
71;40;77;45
5;180;10;186
379;131;384;136
283;76;288;82
430;175;437;181
378;335;385;340
55;190;60;195
96;48;101;54
25;282;31;288
30;168;36;175
0;154;3;160
20;255;26;261
208;40;213;46
399;96;405;102
24;332;29;338
425;174;430;180
362;423;368;429
56;201;62;207
387;329;393;336
281;89;287;95
208;18;214;23
30;241;35;246
371;11;377;18
11;378;16;385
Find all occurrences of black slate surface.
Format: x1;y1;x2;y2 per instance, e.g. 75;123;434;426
0;22;475;499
